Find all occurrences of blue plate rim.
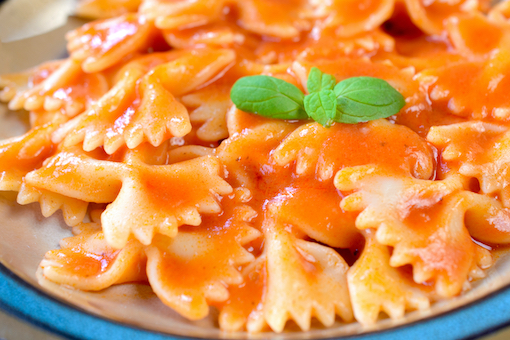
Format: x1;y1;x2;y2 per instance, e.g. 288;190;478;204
1;262;510;340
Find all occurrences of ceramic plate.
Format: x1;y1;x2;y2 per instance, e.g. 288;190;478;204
2;13;510;340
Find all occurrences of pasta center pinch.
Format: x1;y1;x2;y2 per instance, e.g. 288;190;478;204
1;0;510;334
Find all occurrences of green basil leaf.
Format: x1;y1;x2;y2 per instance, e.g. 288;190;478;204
231;75;307;120
333;77;406;124
307;67;337;93
230;74;405;126
304;89;337;127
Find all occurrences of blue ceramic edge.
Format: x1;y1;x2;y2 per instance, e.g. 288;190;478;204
0;262;509;340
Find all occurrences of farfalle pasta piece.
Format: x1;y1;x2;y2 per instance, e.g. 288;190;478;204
52;58;181;153
488;0;510;23
110;49;190;82
266;177;360;249
271;122;329;178
427;121;507;164
24;145;233;248
0;124;56;192
163;23;244;49
16;145;118;225
273;119;434;181
217;109;296;188
446;12;505;57
67;14;155;73
335;165;489;297
348;231;431;325
315;0;395;37
217;256;267;332
220;224;354;333
17;184;88;227
427;121;510;196
0;69;32;103
55;49;235;154
459;191;510;245
404;0;480;35
372;2;464;72
236;0;311;39
418;48;510;120
2;61;62;109
470;243;493;281
300;29;396;60
292;58;418;99
75;0;142;19
182;85;230;142
261;222;353;332
6;59;109;117
232;28;395;67
143;0;386;39
28;110;70;128
140;0;230;30
145;199;261;320
23;146;123;203
40;223;147;290
102;155;233;248
153;0;393;42
144;48;236;97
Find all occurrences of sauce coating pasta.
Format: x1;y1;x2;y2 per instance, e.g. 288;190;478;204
1;0;510;334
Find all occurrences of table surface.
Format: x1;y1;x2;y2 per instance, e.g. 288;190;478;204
0;308;62;340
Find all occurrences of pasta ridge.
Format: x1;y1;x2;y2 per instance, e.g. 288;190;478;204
347;230;431;325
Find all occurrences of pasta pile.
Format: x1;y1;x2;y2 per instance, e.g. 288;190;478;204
2;0;510;333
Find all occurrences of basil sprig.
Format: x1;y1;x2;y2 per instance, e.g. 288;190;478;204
230;67;406;127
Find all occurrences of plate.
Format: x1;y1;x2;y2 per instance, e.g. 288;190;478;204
2;11;510;340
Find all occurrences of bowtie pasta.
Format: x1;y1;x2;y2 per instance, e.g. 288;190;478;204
2;0;510;334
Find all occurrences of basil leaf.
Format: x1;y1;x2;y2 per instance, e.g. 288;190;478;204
307;67;336;93
230;73;405;126
304;89;337;127
231;75;308;120
333;76;406;124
